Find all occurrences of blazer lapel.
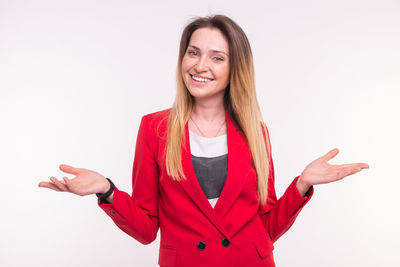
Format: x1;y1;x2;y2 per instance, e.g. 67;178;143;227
179;115;230;238
213;109;252;219
178;109;251;236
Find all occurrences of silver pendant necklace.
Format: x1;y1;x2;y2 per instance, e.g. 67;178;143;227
190;116;226;137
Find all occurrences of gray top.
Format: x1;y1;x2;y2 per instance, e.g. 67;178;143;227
189;130;228;208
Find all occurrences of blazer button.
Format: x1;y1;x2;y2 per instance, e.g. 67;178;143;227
197;241;206;250
221;238;231;247
109;210;115;215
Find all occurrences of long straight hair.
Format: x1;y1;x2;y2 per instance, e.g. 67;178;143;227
165;15;272;205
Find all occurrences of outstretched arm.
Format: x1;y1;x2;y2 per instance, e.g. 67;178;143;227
96;115;160;244
259;148;369;242
39;115;160;245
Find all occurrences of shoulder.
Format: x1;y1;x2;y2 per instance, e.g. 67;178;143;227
141;108;171;139
143;108;171;118
142;108;170;123
142;108;170;128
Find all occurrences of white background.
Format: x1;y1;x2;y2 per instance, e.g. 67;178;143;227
1;0;399;266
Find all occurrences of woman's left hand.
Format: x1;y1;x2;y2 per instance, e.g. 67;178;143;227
296;148;369;196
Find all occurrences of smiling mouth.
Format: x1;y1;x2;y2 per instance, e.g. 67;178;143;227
190;74;214;82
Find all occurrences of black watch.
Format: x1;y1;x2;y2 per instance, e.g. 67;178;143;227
96;178;115;200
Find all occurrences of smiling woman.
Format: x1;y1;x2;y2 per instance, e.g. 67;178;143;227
39;14;369;267
181;28;230;101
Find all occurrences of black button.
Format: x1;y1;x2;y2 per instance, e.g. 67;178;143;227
221;238;231;247
197;241;206;250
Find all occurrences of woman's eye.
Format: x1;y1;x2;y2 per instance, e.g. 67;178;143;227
213;57;224;61
188;51;198;56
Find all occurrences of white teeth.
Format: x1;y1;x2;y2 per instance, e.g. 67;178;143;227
191;75;212;82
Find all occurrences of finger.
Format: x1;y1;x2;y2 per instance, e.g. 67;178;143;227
323;148;339;162
48;177;65;191
336;166;363;180
38;181;63;192
337;163;370;169
63;177;73;191
59;164;81;175
50;177;69;192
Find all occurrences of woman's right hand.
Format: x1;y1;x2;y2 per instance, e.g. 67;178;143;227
38;164;110;197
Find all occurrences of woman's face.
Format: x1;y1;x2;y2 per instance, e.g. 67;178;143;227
181;27;230;102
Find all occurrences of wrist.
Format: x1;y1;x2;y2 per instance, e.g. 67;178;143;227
96;178;115;199
298;174;311;187
99;177;111;194
297;175;311;196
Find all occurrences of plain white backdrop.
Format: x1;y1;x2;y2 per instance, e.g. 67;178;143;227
1;0;399;266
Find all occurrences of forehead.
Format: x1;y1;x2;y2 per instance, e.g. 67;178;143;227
188;27;229;53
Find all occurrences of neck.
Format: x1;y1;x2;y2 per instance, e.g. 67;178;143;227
191;99;225;122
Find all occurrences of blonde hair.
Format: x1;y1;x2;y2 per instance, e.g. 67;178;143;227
165;15;272;205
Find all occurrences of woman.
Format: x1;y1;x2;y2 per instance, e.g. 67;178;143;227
39;15;369;267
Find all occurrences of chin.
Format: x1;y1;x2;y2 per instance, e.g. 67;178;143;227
187;87;225;101
187;88;208;99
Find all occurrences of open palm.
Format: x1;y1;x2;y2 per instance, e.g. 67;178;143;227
299;148;369;187
38;164;108;196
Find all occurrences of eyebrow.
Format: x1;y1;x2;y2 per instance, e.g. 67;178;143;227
188;45;229;56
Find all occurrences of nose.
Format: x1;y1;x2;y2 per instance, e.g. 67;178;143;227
194;55;209;73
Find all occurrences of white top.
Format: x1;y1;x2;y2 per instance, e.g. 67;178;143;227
189;130;228;208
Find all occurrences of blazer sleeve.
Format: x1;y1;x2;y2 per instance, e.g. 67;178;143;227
258;124;314;243
97;115;160;245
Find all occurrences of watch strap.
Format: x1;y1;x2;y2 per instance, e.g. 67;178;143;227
96;178;115;200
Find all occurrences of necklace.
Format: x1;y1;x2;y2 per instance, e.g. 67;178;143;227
190;116;226;137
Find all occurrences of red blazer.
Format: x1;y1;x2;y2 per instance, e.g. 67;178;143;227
98;108;313;267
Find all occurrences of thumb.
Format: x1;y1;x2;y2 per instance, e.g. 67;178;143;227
323;148;339;162
59;164;81;175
